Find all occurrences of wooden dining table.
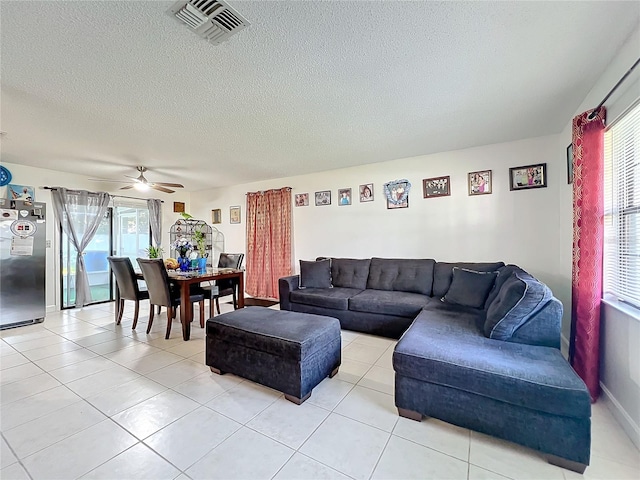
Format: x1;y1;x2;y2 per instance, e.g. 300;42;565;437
116;267;245;341
169;268;244;341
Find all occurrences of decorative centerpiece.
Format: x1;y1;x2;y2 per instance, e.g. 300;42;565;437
172;236;193;271
193;228;208;271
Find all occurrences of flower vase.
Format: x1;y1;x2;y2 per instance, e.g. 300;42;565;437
178;256;190;272
198;257;207;272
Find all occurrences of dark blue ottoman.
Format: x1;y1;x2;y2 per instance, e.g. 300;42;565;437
205;307;341;404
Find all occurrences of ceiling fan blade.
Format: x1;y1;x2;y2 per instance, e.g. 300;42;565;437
153;182;184;188
151;185;175;194
120;185;134;190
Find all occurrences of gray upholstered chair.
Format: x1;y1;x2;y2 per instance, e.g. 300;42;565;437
137;258;206;339
107;256;149;329
202;253;244;317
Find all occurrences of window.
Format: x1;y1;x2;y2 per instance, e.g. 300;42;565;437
603;101;640;309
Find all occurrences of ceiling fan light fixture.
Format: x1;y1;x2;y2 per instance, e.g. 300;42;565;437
134;182;150;192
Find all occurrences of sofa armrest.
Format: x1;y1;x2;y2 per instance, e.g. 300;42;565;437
278;275;300;310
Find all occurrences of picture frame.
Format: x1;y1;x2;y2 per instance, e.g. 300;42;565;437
567;144;573;184
468;170;492;195
359;183;374;202
387;197;408;209
230;206;241;224
211;209;222;224
295;193;309;206
7;184;35;202
509;163;547;191
338;188;352;206
315;190;331;206
173;201;185;213
423;176;450;198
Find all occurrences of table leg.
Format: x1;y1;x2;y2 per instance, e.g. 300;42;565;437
237;272;245;308
180;283;191;341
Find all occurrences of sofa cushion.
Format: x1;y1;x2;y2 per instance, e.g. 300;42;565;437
349;289;432;317
331;258;371;290
484;264;523;309
484;272;553;340
393;310;591;419
290;287;363;311
366;258;435;295
442;267;498;309
432;262;505;298
299;259;332;289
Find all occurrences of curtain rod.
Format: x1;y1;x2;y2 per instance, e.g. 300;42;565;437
41;186;164;203
245;187;292;195
588;57;640;119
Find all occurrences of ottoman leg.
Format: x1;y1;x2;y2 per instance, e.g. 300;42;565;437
210;366;225;375
398;408;422;421
545;454;587;474
285;392;311;405
329;366;339;378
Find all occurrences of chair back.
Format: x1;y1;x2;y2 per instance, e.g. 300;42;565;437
107;256;141;301
219;253;244;269
137;258;173;307
218;253;244;291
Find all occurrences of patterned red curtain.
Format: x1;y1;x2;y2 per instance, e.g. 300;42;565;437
570;106;606;402
245;187;292;299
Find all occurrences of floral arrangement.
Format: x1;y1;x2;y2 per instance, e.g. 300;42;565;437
172;236;193;258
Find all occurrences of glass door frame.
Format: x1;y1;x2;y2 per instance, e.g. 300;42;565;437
59;207;114;310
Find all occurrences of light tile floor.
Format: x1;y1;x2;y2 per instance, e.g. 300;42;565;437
1;301;638;480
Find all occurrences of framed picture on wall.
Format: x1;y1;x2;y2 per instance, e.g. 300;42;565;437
338;188;352;206
359;183;374;202
230;206;241;224
567;144;574;184
295;193;309;206
211;209;222;224
423;176;450;198
173;201;185;213
315;190;331;206
468;170;492;195
387;197;408;209
7;184;35;201
509;163;547;190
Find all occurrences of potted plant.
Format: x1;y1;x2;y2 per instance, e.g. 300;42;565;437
193;229;207;258
145;245;164;259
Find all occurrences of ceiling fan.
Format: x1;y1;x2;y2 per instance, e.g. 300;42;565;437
89;166;184;194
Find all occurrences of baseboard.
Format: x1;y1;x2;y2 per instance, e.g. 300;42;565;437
46;305;58;313
600;382;640;450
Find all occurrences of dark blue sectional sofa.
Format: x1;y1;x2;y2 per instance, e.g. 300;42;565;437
279;257;591;473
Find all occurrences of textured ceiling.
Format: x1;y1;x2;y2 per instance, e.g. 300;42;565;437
1;1;638;191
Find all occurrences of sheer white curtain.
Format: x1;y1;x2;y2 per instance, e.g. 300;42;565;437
147;198;162;248
51;188;111;306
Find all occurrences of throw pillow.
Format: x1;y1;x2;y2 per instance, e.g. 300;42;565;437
299;259;332;289
441;267;498;309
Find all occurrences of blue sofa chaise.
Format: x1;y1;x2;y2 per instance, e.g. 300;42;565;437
279;257;591;473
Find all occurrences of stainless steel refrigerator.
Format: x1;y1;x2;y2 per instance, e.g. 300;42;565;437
0;199;47;329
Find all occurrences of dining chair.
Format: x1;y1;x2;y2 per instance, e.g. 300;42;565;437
137;258;206;339
201;253;244;317
107;256;150;329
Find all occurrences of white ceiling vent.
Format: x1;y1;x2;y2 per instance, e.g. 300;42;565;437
167;0;250;45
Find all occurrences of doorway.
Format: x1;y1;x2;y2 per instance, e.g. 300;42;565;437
60;204;150;309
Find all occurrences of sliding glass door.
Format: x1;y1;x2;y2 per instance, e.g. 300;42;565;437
61;209;112;308
112;206;150;264
60;204;150;309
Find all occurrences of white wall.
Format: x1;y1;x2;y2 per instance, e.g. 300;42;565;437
1;162;191;311
190;133;566;302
